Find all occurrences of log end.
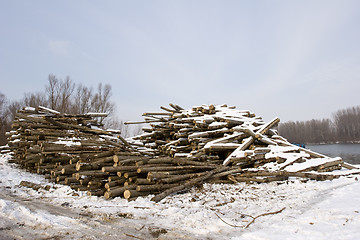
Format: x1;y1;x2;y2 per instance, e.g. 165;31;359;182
123;189;131;199
113;155;119;163
104;191;111;199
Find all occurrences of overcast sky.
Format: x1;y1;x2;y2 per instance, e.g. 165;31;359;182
1;0;359;122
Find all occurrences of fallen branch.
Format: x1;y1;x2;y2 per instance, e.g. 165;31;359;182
244;207;286;229
214;207;286;229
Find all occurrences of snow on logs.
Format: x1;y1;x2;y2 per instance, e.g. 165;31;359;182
3;104;360;203
6;106;137;194
126;104;359;183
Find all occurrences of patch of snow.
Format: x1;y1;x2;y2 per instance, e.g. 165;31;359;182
285;157;342;172
53;138;82;146
38;106;61;115
0;153;359;239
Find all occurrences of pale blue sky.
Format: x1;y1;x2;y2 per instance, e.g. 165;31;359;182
1;0;359;122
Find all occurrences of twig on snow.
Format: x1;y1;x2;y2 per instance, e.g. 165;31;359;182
214;207;286;229
123;233;144;240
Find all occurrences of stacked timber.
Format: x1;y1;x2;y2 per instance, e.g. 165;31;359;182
4;106;244;201
5;106;140;195
3;104;360;202
125;104;360;185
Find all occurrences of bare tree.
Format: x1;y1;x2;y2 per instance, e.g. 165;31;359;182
45;74;75;114
0;93;7;145
7;100;23;122
131;124;143;137
278;105;360;144
23;92;47;108
91;83;115;123
46;74;60;110
73;84;93;114
58;76;75;114
0;93;14;145
0;92;6;117
333;105;360;142
0;75;128;144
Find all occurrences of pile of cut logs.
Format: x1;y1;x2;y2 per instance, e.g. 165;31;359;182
5;106;139;196
126;104;360;180
3;104;360;202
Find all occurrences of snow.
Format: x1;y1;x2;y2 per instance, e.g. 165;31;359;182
86;112;108;117
1;153;360;239
285;157;342;172
24;107;36;111
38;106;61;115
53;138;82;146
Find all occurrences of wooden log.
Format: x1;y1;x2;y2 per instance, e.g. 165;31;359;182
135;178;153;185
76;163;97;171
64;177;79;185
210;168;243;179
143;112;173;116
104;185;136;199
74;171;111;180
341;162;359;170
237;170;338;181
84;112;108;117
208;143;241;151
137;165;216;174
36;106;61;115
223;117;280;166
160;106;177;113
104;179;127;190
230;175;288;183
256;117;280;136
223;137;253;165
135;157;174;166
55;175;66;182
116;156;147;165
108;176;123;182
151;166;229;202
285;157;343;172
70;184;86;191
188;128;230;140
159;172;207;184
89;155;117;165
171;158;218;166
101;165;139;173
123;172;138;179
44;117;111;135
169;103;183;111
286;171;337;181
15;113;48;124
51;170;62;177
123;190;149;200
87;189;106;197
147;170;198;181
136;183;178;192
61;167;77;175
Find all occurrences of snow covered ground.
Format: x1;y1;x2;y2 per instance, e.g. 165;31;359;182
0;153;359;240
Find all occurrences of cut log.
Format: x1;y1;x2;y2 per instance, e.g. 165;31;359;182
151;166;228;202
123;190;149;199
104;185;136;199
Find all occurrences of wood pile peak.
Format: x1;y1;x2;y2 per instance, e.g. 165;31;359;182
2;104;360;202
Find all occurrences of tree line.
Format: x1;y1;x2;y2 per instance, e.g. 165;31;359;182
0;74;141;145
277;105;360;144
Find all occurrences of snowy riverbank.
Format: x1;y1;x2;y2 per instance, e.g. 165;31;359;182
0;153;359;239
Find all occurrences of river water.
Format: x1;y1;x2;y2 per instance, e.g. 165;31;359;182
307;143;360;165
